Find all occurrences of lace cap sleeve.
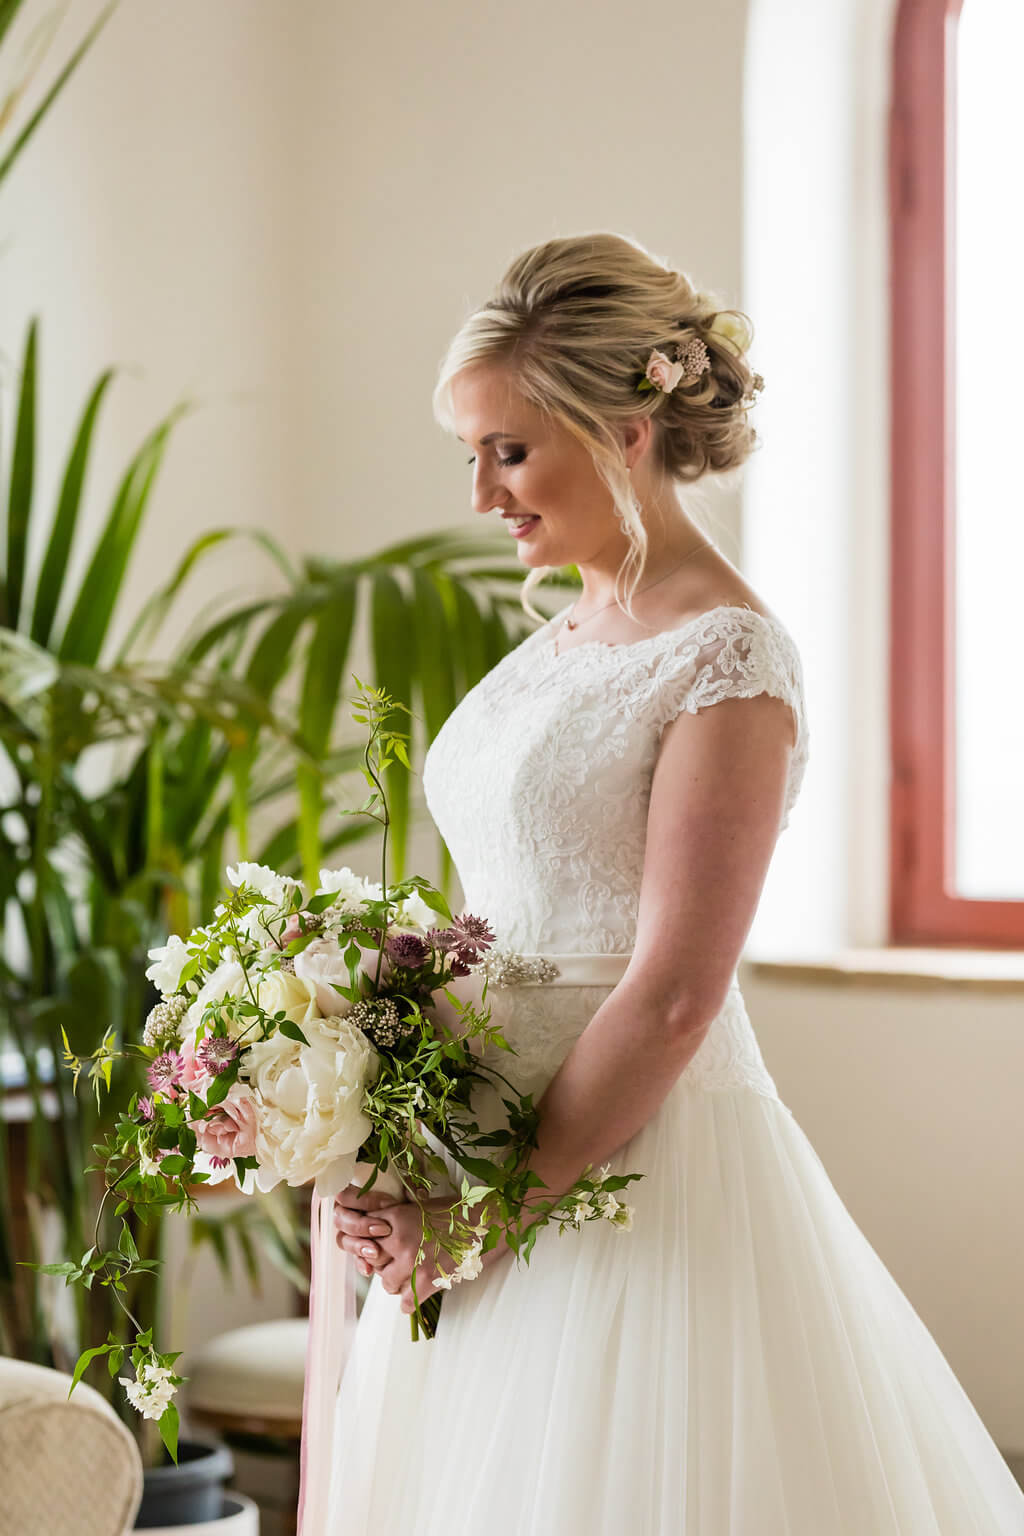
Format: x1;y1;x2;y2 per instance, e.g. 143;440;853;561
648;605;810;828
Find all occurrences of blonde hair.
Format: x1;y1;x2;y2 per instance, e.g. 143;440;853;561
432;232;762;624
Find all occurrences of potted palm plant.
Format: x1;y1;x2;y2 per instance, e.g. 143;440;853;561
0;5;571;1522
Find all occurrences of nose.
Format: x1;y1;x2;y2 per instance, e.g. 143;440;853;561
469;461;508;517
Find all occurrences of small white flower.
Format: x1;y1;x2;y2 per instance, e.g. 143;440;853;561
598;1192;620;1219
570;1199;590;1229
120;1361;178;1422
433;1240;484;1290
316;867;378;913
226;862;300;939
612;1203;634;1232
144;935;190;998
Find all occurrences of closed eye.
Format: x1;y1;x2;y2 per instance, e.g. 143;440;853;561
467;452;525;468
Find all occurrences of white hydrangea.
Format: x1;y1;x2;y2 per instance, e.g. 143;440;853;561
120;1361;178;1422
144;934;190;998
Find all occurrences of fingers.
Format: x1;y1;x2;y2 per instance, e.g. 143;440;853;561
334;1206;393;1240
334;1184;395;1213
336;1231;389;1271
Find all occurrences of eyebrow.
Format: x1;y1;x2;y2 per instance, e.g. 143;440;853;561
455;431;524;445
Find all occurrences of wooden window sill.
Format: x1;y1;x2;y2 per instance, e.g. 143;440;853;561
741;948;1024;995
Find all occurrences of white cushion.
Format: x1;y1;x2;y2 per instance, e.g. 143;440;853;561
186;1318;308;1420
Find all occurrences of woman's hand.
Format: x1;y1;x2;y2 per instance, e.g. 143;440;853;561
333;1180;405;1278
335;1193;510;1311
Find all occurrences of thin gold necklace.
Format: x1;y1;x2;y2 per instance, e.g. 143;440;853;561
556;540;716;652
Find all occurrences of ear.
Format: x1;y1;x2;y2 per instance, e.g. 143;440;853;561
622;414;655;468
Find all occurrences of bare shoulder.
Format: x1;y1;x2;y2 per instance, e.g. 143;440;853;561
664;562;780;631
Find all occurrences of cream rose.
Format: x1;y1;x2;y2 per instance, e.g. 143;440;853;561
254;967;322;1028
243;1013;380;1197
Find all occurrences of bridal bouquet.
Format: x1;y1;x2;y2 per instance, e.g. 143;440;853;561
31;680;641;1461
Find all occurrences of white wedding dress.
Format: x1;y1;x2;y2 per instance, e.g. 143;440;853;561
321;601;1024;1534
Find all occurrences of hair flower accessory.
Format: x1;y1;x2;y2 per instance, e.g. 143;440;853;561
637;336;711;396
707;311;753;357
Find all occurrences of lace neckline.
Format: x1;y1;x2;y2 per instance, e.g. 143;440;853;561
542;600;771;660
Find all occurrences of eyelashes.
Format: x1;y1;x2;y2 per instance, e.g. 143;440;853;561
466;452;525;469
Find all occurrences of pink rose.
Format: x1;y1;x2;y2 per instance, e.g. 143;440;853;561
194;1082;259;1163
645;348;684;393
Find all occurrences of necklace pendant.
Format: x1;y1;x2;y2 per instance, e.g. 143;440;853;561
564;616;578;630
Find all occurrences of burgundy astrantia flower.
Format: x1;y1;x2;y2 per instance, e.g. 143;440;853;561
425;926;458;953
386;932;430;969
446;946;478;978
197;1034;240;1076
146;1050;184;1094
208;1154;231;1170
449;913;496;956
137;1095;155;1121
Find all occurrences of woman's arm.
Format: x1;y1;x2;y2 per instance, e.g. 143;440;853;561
516;688;796;1212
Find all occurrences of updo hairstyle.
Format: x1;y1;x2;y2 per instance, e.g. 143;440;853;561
432;232;763;623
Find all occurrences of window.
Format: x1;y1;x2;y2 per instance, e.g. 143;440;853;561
889;0;1024;946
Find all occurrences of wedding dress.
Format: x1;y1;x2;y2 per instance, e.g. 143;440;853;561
310;601;1024;1535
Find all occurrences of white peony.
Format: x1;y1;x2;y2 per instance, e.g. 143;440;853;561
144;935;190;998
226;861;300;939
244;1013;380;1197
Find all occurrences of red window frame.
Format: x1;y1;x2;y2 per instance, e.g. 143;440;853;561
889;0;1024;947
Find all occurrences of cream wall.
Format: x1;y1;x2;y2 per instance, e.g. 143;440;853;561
3;0;1021;1460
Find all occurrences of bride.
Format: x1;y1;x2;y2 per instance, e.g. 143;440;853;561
312;233;1024;1533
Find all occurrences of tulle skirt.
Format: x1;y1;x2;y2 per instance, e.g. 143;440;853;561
325;1052;1024;1534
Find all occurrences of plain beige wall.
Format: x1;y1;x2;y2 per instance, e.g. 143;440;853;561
2;0;1021;1458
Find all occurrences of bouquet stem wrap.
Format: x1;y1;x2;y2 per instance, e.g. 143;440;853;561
297;1191;356;1536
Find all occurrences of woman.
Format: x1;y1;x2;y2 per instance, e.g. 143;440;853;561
320;233;1024;1532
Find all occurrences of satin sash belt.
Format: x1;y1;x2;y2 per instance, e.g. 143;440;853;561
517;951;633;986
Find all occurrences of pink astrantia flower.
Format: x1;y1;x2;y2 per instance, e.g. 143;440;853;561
137;1096;155;1121
197;1034;239;1076
146;1050;184;1095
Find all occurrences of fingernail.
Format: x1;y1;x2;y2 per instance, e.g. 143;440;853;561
361;1244;376;1256
368;1223;389;1235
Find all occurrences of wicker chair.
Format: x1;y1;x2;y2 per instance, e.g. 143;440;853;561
0;1356;143;1535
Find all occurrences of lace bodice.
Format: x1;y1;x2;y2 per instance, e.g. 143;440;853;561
422;601;809;957
420;600;808;1111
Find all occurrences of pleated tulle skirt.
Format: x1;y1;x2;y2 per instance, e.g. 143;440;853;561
325;1075;1024;1535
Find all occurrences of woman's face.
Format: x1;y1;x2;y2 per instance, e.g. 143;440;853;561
450;364;629;570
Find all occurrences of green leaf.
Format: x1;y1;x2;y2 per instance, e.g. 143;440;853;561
4;318;36;630
58;401;191;664
0;2;121;191
68;1344;112;1396
203;1071;231;1108
29;367;115;646
277;1020;309;1047
158;1402;179;1463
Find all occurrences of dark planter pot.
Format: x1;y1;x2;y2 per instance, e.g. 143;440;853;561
135;1437;235;1528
